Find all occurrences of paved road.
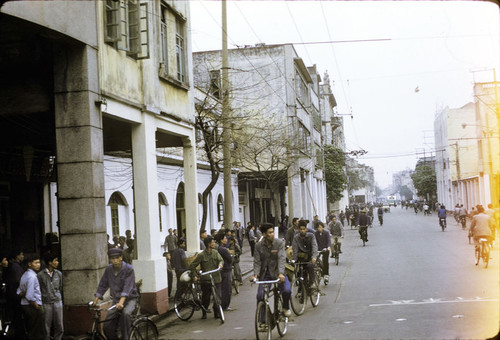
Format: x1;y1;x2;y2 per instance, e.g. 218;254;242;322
155;208;499;339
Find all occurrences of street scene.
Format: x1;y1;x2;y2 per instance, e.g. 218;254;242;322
155;209;499;340
0;1;498;339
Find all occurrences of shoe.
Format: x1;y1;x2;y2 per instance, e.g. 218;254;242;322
224;307;233;311
339;250;342;254
283;309;292;317
239;282;243;286
202;312;207;319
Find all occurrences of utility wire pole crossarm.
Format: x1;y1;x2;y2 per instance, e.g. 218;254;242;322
221;0;233;226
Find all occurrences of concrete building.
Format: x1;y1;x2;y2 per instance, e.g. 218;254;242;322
392;169;416;201
0;0;203;332
193;44;333;225
434;87;499;210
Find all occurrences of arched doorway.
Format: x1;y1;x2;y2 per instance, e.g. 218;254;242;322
158;192;168;233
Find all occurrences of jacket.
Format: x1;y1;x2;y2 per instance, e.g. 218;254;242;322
37;268;62;304
470;213;493;237
189;249;223;284
253;238;286;279
292;232;318;262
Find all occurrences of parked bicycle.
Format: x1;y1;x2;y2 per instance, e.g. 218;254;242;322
174;268;224;324
475;237;491;268
76;280;158;340
252;278;288;340
289;260;321;316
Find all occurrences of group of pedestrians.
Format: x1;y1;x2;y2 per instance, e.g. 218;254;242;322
0;250;63;340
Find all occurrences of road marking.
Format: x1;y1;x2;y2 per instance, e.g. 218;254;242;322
234;327;243;330
343;321;354;324
452;315;464;318
192;330;203;333
370;297;499;307
395;318;407;321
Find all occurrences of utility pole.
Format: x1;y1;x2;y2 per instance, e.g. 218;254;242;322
221;0;233;226
454;142;461;205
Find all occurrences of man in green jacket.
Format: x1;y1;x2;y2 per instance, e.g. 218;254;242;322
189;235;223;319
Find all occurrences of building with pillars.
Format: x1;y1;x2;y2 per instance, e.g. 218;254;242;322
0;0;205;333
193;44;334;226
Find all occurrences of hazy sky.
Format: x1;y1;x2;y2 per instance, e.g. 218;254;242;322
189;1;500;187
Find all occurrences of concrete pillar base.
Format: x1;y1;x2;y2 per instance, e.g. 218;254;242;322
133;258;169;315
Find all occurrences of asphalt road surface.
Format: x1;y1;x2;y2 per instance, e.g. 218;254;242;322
156;208;499;339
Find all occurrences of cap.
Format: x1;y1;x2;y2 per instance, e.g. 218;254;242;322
108;247;123;257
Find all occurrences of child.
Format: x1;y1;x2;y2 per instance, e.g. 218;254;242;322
17;253;45;339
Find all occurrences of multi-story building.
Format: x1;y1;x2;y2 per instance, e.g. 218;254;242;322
392;169;416;201
0;0;213;332
193;44;334;225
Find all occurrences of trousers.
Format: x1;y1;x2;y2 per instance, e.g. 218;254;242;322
103;298;137;340
43;301;64;340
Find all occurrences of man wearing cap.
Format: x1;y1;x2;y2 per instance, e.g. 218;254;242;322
92;247;139;340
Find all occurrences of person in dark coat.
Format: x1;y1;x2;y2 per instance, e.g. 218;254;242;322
215;233;233;311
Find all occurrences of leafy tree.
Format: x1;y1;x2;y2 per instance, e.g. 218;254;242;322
411;164;437;199
399;185;413;200
324;145;347;203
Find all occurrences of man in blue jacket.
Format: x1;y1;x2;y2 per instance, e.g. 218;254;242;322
92;248;139;340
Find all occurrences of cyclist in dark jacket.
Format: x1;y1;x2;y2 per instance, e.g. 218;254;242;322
358;209;370;242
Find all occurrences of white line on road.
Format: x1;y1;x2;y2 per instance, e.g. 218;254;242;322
370;297;499;307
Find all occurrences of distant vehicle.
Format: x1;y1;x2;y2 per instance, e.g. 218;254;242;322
387;195;397;207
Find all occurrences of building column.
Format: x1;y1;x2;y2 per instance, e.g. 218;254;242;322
131;112;168;314
53;44;106;334
183;133;200;252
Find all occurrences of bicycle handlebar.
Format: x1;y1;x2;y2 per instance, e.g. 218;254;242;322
253;278;280;285
199;267;221;276
88;301;116;312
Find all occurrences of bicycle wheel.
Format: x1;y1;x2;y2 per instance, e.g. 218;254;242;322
290;279;306;316
483;245;490;268
129;318;158;340
233;276;240;295
310;268;321;307
276;294;288;337
362;231;366;246
174;287;195;321
335;252;339;266
255;301;271;340
475;246;481;266
212;291;224;324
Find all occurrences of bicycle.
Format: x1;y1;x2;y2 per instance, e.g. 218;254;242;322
75;303;158;340
174;268;224;324
331;237;341;265
232;266;240;295
289;261;320;316
439;218;446;232
358;226;368;246
459;216;467;230
474;237;491;268
252;278;288;340
76;280;158;340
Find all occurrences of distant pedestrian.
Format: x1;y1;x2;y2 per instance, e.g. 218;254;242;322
199;229;207;250
248;225;257;256
164;228;178;252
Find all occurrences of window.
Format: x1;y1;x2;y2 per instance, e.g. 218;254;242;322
108;191;128;237
217;194;224;222
158;193;168;232
160;4;187;84
295;72;309;106
209;70;221;99
176;19;186;82
104;0;149;59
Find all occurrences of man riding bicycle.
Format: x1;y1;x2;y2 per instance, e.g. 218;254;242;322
91;248;139;340
292;220;318;293
251;223;292;320
314;222;331;283
358;209;370;242
328;215;344;255
470;205;493;249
